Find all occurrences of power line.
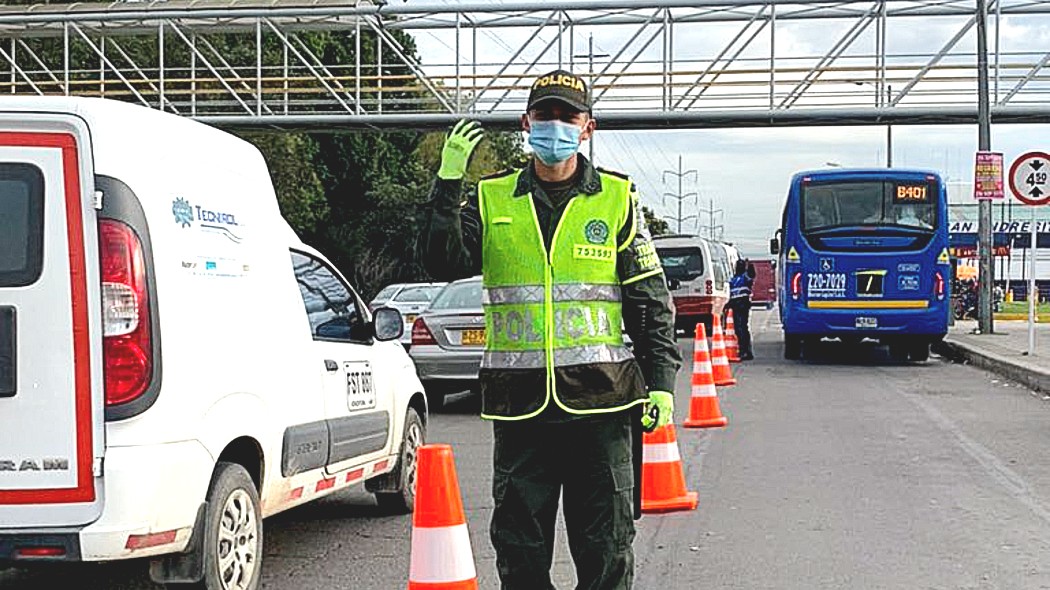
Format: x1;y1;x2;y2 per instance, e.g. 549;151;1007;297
662;155;699;234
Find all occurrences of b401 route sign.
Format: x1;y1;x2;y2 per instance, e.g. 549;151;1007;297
1009;151;1050;206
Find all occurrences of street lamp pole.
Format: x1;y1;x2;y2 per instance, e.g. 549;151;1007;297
855;80;893;167
885;84;892;168
976;0;995;334
573;34;608;162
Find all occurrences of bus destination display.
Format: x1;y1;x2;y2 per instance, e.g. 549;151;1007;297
894;183;930;204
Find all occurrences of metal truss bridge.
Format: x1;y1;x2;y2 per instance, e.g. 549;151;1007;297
1;0;1050;130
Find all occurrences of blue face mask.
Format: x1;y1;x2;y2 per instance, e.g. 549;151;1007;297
527;119;583;165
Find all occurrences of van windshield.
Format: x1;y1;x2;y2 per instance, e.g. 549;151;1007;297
657;247;705;281
801;180;938;233
0;164;44;287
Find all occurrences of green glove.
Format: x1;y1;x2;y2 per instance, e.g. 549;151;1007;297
641;390;674;431
438;119;484;180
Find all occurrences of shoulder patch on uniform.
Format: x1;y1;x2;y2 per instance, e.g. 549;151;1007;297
480;168;516;181
596;166;631;181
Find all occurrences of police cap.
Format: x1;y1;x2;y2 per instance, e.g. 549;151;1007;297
526;69;591;113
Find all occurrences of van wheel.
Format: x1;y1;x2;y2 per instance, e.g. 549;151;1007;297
910;342;931;362
171;462;262;590
370;408;425;515
784;335;802;360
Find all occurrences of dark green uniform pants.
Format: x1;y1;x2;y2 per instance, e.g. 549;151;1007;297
491;411;635;590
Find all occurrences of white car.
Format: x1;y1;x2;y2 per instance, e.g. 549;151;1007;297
370;282;447;346
0;97;426;590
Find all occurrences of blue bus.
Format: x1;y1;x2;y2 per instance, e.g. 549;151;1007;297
771;169;951;361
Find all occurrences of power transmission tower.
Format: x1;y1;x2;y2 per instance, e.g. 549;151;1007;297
698;196;724;241
662;155;698;234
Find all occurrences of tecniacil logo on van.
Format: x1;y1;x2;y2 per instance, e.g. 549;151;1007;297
172;198;240;229
172;198;243;244
172;197;194;228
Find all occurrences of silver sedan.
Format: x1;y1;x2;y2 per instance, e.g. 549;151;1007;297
409;277;484;410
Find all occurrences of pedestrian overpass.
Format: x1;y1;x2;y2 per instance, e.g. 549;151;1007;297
1;0;1049;130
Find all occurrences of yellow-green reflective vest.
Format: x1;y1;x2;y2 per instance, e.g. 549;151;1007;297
477;169;647;420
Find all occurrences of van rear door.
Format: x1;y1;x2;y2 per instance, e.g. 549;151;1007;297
0;116;105;527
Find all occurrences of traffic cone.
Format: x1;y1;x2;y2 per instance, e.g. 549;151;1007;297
725;309;741;363
710;315;737;387
408;444;478;590
683;323;728;429
641;424;699;514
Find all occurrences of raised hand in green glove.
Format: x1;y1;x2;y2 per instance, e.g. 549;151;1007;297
640;390;674;432
438;119;484;180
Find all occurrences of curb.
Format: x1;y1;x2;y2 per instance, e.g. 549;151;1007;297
994;313;1049;322
933;339;1050;395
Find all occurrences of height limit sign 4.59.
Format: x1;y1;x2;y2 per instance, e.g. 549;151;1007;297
1009;151;1050;206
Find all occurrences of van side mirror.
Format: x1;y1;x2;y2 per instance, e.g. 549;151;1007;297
666;278;681;291
372;307;404;342
769;237;780;255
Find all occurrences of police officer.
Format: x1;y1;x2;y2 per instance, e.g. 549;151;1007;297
728;259;755;361
421;70;681;589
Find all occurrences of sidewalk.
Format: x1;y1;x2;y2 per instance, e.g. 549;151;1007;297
935;320;1050;394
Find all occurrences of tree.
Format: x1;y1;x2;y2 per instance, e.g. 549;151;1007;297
642;206;671;236
239;132;329;236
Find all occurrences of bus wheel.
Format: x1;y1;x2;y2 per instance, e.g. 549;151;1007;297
784;335;803;360
910;342;931;362
889;343;909;363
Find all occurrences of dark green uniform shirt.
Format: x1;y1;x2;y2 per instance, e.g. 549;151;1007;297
421;154;681;420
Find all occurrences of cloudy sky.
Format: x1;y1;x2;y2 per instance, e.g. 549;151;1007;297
407;1;1050;259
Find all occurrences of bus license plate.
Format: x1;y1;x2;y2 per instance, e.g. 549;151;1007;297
461;329;486;346
855;317;878;329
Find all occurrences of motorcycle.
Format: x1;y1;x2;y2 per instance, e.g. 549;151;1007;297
953;281;979;320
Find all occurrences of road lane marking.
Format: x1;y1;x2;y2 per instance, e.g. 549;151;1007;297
885;372;1050;527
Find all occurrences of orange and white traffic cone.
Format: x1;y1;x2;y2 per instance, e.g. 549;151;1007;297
408;444;478;590
710;315;737;387
683;323;728;429
641;424;699;514
725;309;741;363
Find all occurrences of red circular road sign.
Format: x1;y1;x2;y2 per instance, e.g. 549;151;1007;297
1008;151;1050;206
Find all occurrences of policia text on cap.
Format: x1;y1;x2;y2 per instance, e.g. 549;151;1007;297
421;69;681;589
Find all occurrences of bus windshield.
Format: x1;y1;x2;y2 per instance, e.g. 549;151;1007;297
801;180;937;233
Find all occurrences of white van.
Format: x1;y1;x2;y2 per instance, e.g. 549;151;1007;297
0;97;427;589
653;234;731;332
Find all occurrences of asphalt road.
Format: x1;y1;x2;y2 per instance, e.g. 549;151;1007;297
5;309;1050;589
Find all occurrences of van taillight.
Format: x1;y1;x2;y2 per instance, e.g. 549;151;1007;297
705;280;713;295
935;271;945;300
411;318;437;346
100;219;152;406
791;272;803;300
